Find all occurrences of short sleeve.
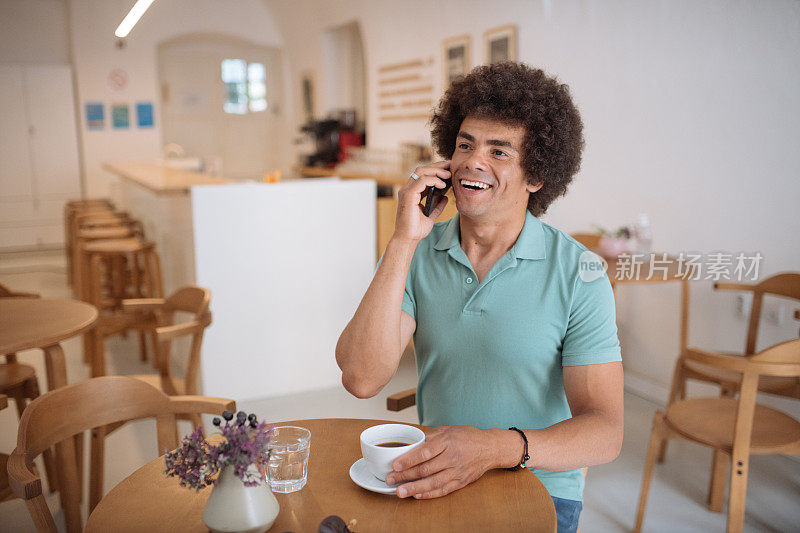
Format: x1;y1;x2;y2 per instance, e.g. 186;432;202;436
376;252;416;320
561;272;622;366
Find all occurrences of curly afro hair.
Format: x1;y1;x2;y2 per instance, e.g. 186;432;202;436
430;62;584;217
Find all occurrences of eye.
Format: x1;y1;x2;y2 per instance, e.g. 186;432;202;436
493;149;508;157
458;143;471;150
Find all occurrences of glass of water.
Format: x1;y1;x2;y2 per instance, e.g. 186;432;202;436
267;426;311;493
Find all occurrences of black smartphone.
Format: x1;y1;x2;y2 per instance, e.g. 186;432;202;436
422;178;452;217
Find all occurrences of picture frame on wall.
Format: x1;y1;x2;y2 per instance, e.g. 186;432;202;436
484;24;518;64
442;35;471;88
300;70;316;122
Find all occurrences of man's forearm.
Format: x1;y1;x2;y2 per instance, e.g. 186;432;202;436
487;411;623;471
335;236;418;397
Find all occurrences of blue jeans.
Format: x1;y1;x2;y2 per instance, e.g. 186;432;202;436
552;496;582;533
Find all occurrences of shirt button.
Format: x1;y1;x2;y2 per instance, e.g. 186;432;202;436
465;277;473;284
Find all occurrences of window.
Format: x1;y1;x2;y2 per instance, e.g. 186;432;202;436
221;59;267;114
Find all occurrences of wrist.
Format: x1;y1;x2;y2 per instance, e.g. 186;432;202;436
487;428;527;470
387;234;420;252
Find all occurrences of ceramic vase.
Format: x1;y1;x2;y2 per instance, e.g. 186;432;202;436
202;466;280;533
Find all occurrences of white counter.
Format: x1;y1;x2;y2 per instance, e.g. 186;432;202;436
107;162;376;401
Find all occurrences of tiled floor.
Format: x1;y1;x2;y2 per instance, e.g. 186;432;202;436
0;252;798;532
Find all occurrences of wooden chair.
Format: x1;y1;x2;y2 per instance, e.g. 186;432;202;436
570;232;602;249
635;338;800;533
659;272;800;511
7;375;235;533
0;284;58;494
121;286;213;398
87;286;213;509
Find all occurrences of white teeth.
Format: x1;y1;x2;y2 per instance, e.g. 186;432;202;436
460;180;491;190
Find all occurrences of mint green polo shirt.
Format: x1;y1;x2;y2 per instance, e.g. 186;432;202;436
399;212;621;502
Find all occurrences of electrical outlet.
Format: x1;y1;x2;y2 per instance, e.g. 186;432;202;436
765;302;787;326
734;294;751;318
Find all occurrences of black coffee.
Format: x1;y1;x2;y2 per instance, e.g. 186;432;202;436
376;441;410;447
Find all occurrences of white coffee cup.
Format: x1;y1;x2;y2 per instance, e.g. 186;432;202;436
360;424;425;482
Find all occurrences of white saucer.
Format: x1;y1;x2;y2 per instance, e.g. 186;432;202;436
349;458;397;494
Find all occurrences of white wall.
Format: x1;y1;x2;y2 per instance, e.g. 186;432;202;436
266;0;800;399
0;0;70;64
67;0;288;197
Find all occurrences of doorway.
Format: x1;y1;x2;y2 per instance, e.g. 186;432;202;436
321;21;366;132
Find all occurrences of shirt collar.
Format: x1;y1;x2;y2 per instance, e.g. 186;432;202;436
433;211;547;261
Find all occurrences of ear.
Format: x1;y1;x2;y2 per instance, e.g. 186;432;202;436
526;181;544;194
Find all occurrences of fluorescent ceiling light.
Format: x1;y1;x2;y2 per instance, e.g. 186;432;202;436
115;0;156;38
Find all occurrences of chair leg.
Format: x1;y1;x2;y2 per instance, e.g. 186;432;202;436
11;389;27;419
75;432;84;502
89;425;107;513
150;330;159;369
138;330;148;362
55;433;82;533
41;447;59;494
634;411;666;533
21;377;59;493
658;359;685;463
708;449;728;512
705;383;737;512
726;458;749;533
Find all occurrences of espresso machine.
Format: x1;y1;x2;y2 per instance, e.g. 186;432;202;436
300;109;363;168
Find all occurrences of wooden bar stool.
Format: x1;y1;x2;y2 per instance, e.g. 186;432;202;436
72;226;135;300
80;238;163;374
66;206;125;289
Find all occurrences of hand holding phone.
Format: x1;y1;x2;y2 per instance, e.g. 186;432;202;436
422;177;451;217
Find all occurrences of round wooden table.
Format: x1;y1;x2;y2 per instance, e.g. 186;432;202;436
86;418;556;532
0;297;97;390
0;297;98;513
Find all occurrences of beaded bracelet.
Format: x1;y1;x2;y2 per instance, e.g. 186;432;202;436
507;427;530;471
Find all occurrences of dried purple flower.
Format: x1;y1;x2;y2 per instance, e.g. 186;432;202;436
164;416;273;490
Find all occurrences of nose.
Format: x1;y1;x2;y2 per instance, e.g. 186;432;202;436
464;149;487;173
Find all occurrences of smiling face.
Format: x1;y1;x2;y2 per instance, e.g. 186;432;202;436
450;116;542;223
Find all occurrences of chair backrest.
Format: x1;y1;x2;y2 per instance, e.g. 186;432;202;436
715;272;800;355
8;376;234;532
570;232;602;249
157;286;212;395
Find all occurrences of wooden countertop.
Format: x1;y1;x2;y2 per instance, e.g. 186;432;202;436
104;162;228;194
299;166;407;187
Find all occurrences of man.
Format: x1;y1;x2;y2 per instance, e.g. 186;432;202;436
336;62;623;533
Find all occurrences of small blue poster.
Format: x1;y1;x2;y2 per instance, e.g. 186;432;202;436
136;102;154;128
111;103;129;129
85;102;104;130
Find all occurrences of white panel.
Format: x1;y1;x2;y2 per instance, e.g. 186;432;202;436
0;199;36;223
37;196;71;221
36;224;64;247
0;226;38;249
193;179;376;402
24;65;81;197
0;64;34;198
